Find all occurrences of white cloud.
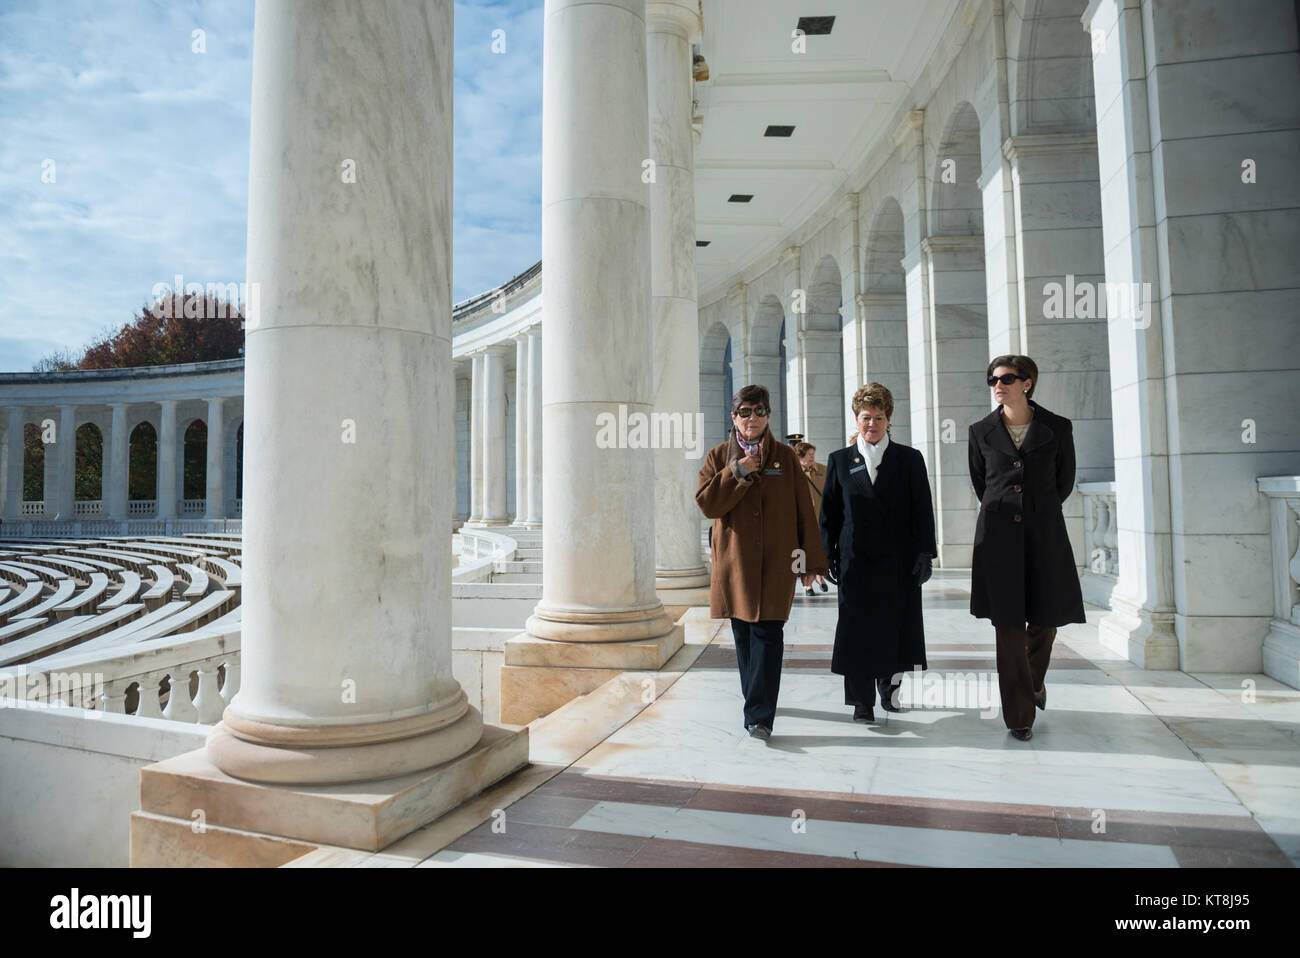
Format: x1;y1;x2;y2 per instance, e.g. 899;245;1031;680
0;0;545;371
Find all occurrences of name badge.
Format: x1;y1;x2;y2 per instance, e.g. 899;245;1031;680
849;464;867;475
763;467;782;475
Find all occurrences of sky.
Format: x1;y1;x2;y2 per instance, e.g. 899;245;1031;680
0;0;543;372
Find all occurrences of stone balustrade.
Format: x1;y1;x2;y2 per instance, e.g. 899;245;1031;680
1078;481;1118;607
8;627;241;725
454;528;518;583
0;518;243;538
1259;476;1300;688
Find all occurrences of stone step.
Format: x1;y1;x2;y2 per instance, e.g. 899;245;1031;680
491;572;542;584
494;560;543;574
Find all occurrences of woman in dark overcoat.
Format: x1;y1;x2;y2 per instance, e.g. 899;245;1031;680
968;354;1086;741
819;382;937;723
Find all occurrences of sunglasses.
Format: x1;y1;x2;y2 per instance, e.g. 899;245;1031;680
734;406;770;419
987;373;1028;387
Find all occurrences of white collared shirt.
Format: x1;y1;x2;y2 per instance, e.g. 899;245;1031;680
855;431;889;484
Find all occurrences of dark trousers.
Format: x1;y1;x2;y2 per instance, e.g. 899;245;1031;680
730;618;784;728
994;623;1056;730
843;673;901;709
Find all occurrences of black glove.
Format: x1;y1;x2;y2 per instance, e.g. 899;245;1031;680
911;553;932;587
826;556;840;586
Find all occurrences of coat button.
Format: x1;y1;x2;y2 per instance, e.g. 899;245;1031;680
754;509;760;516
1014;484;1022;492
1013;514;1022;522
1013;460;1022;469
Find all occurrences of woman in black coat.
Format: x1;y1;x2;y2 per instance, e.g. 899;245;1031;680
968;355;1086;742
820;382;937;723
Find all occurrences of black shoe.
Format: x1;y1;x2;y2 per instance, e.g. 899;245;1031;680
853;705;875;723
804;587;815;597
877;678;901;712
747;724;771;740
1009;727;1033;741
819;581;828;593
1034;686;1046;710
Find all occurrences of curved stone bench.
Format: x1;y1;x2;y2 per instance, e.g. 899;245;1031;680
141;566;176;610
0;560;68;588
0;615;46;644
101;571;144;611
53;573;111;621
198;556;242;590
177;564;210;599
0;602;149;666
20;555;101;584
0;582;44;626
11;579;77;621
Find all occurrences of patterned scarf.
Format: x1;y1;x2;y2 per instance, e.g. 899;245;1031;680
736;430;762;456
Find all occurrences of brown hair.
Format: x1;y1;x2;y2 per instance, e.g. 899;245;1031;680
851;382;894;419
793;441;815;458
731;384;771;415
987;355;1039;399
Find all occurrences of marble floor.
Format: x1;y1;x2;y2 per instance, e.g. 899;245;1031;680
421;570;1299;867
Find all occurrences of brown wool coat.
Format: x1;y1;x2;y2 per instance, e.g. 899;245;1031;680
697;429;829;623
801;461;826;517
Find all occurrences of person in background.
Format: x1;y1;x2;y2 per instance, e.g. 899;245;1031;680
697;385;828;741
793;441;830;597
819;382;937;723
968;355;1086;742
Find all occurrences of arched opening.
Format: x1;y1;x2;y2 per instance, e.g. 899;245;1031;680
750;295;788;439
129;421;158;508
699;321;732;452
863;197;911;447
22;421;44;508
183;419;207;508
74;423;104;506
805;255;846;455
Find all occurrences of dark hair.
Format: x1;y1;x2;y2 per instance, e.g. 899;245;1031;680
731;384;771;415
793;441;815;457
987;354;1039;399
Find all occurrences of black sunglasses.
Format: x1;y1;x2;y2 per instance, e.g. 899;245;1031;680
987;373;1028;387
734;406;770;419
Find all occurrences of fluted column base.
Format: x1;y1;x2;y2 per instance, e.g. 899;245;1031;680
654;565;711;591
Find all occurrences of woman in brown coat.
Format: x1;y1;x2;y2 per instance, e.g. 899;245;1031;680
794;442;830;597
697;384;828;740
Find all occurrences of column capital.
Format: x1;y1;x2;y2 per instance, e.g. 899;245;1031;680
158;398;180;410
834;191;859;222
857;292;906;308
1002;132;1098;165
483;342;513;359
920;234;983;257
891;109;924;149
645;0;702;41
779;245;801;268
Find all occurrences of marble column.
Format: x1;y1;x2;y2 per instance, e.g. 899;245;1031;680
511;334;529;526
648;0;708;590
205;397;226;519
525;0;673;645
481;344;509;525
922;235;988;569
525;328;543;528
858;292;911;447
107;403;129;521
156;400;178;520
53;405;77;520
3;408;23;520
780;246;805;438
205;0;485;785
468;352;484;524
1083;0;1300;676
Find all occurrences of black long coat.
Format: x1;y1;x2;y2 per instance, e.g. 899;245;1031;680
819;439;937;677
967;400;1087;628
